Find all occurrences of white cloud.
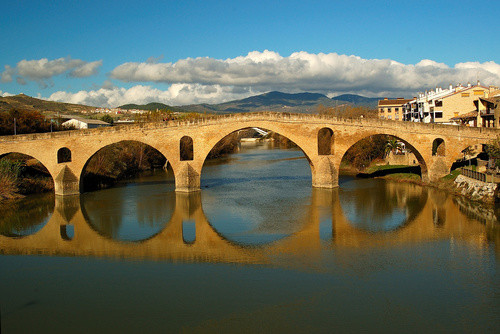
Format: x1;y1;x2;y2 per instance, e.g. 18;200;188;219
110;50;500;96
0;90;14;97
46;84;260;107
69;60;103;78
1;57;102;86
1;65;15;83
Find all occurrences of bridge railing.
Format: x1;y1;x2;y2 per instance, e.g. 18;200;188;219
0;111;499;143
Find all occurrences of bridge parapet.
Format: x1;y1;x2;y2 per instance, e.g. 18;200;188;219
1;111;498;143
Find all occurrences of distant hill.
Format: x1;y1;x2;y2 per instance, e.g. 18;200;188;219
331;94;381;108
0;91;383;118
180;91;348;114
119;102;190;113
0;94;95;115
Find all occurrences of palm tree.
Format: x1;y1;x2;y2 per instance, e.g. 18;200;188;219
385;139;403;157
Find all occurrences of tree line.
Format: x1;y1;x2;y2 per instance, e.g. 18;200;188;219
0;109;67;136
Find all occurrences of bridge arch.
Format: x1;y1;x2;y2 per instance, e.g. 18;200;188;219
79;140;170;193
337;134;429;181
198;125;315;181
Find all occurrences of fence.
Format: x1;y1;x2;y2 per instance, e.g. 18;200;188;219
459;167;500;183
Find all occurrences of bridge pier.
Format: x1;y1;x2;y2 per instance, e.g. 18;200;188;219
175;162;201;193
311;156;339;189
54;165;80;196
427;156;451;182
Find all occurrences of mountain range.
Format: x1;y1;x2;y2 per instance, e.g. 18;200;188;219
120;91;382;114
0;91;383;116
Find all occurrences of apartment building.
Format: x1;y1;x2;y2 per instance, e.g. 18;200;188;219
402;82;498;124
378;98;412;121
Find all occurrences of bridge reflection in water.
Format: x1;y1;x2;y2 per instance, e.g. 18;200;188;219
1;186;497;268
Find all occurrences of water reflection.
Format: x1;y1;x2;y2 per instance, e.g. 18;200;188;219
339;178;428;232
0;193;54;238
1;184;497;264
80;170;175;242
202;143;312;245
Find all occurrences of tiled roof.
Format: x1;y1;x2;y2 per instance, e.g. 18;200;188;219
378;99;412;106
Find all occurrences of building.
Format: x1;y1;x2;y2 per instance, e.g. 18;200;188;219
403;82;498;124
62;117;111;129
378;98;412;121
474;94;500;128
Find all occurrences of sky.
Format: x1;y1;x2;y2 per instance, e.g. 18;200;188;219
1;0;499;107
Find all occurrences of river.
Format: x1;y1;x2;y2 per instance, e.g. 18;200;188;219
0;142;498;333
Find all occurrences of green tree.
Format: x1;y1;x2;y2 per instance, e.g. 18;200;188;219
485;136;500;168
385;138;403;157
100;114;114;125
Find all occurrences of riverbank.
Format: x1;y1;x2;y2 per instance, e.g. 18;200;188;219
352;163;500;206
0;157;53;201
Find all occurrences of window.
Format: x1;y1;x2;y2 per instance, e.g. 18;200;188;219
435;112;443;118
474;90;484;96
461;93;470;97
395;107;399;111
387;108;392;112
388;115;392;119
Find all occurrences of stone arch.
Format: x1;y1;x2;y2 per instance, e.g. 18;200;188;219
0;152;55;192
199;126;315;180
337;134;429;181
180;136;194;161
432;138;445;156
318;127;334;155
79;140;170;193
57;147;72;163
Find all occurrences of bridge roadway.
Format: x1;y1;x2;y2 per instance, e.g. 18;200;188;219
0;188;493;269
0;112;499;195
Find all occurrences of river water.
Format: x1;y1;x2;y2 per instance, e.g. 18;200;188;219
0;142;498;333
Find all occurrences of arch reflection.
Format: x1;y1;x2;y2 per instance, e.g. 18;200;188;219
201;141;312;246
339;177;428;232
0;193;54;238
1;180;496;265
81;172;175;242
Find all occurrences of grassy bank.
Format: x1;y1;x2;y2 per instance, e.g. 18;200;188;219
0;156;54;201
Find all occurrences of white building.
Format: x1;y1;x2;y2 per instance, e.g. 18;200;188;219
62;117;111;129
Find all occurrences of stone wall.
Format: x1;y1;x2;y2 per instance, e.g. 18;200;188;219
454;174;499;202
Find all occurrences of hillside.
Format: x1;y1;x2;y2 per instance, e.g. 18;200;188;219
0;94;95;115
181;91;349;114
331;94;381;108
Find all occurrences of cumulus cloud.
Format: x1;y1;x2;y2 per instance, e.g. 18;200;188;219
1;65;15;83
0;90;14;97
46;84;260;107
110;50;500;96
1;57;102;87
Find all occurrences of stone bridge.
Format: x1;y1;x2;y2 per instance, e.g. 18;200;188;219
0;112;498;195
0;188;493;267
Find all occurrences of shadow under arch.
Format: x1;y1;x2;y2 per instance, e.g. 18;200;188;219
338;134;428;181
79;139;170;193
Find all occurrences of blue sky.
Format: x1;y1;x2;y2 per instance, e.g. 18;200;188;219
1;0;499;107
